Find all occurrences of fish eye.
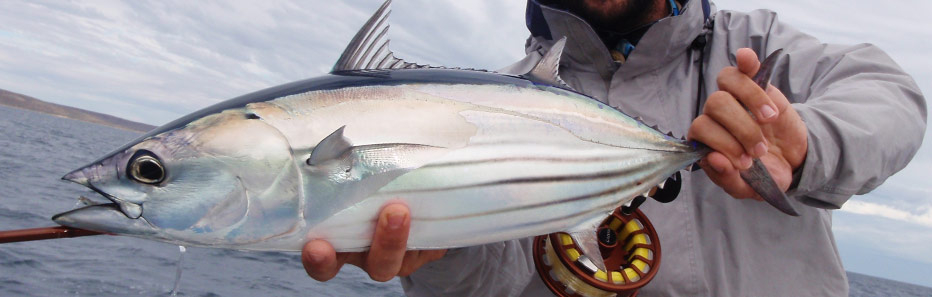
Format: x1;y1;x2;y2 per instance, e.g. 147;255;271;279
128;151;165;185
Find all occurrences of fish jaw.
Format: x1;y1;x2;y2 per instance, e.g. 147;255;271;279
56;169;149;234
60;161;144;219
52;203;158;237
62;167;91;187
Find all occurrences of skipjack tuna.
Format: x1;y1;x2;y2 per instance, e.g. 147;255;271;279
53;0;796;271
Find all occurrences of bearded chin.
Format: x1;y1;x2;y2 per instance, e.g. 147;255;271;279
549;0;659;33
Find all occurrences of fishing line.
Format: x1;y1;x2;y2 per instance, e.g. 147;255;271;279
169;245;186;296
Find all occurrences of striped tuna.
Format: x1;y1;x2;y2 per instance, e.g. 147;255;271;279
52;0;795;271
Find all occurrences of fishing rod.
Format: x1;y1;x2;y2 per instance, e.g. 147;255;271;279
0;226;105;244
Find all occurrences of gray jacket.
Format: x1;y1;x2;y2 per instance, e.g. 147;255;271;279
402;1;927;296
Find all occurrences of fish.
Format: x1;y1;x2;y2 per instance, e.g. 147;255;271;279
52;0;797;272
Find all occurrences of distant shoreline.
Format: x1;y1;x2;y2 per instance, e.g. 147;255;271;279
0;88;155;133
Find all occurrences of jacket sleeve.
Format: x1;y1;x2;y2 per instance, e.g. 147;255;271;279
400;238;538;297
713;9;927;209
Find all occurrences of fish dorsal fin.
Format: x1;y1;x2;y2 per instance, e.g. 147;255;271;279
308;126;352;166
332;0;430;72
523;37;574;91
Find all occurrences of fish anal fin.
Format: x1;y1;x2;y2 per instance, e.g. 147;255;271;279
569;229;607;272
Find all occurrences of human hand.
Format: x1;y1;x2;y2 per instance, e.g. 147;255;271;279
688;48;808;200
301;203;447;282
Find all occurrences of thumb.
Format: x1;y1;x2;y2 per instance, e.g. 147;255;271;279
736;48;761;76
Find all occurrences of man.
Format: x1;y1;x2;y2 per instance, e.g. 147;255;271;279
303;0;927;296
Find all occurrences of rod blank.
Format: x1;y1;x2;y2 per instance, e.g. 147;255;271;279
0;226;104;244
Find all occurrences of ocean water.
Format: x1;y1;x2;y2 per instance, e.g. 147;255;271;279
2;105;932;296
848;272;932;297
0;105;403;296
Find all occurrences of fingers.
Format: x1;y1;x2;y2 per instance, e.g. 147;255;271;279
699;153;759;200
717;66;779;123
735;48;761;77
764;82;793;116
363;203;411;282
303;202;444;283
689;114;752;170
701;90;769;160
397;250;421;277
693;48;805;201
302;239;344;282
398;249;447;277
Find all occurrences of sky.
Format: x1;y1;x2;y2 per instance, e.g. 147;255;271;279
1;0;930;288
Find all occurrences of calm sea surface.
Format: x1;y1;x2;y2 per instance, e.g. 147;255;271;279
1;105;930;296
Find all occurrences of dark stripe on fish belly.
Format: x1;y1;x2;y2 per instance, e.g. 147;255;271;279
380;161;652;195
413;178;642;221
421;156;636;169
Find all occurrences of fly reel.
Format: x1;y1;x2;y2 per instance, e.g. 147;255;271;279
533;172;680;297
533;208;660;297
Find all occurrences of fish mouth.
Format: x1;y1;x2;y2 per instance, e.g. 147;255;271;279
52;202;121;221
52;203;157;236
61;169;143;219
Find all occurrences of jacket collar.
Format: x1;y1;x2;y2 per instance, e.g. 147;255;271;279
526;0;711;80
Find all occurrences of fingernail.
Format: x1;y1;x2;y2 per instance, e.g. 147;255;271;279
740;154;752;169
309;252;325;264
760;105;777;119
753;142;768;157
386;210;405;230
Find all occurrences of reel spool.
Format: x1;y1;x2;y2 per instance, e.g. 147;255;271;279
533;208;661;297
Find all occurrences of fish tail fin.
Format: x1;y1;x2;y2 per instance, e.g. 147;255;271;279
731;49;800;216
741;49;799;216
740;159;799;216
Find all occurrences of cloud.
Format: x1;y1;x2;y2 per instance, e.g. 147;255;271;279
840;200;932;228
0;1;531;125
833;211;932;264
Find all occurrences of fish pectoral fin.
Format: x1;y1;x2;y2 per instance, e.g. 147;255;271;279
308;126;353;166
569;229;608;273
523;37;575;91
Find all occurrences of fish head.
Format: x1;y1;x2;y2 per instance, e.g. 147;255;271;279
54;110;300;244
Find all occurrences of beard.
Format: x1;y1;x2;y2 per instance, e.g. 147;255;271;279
540;0;660;33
